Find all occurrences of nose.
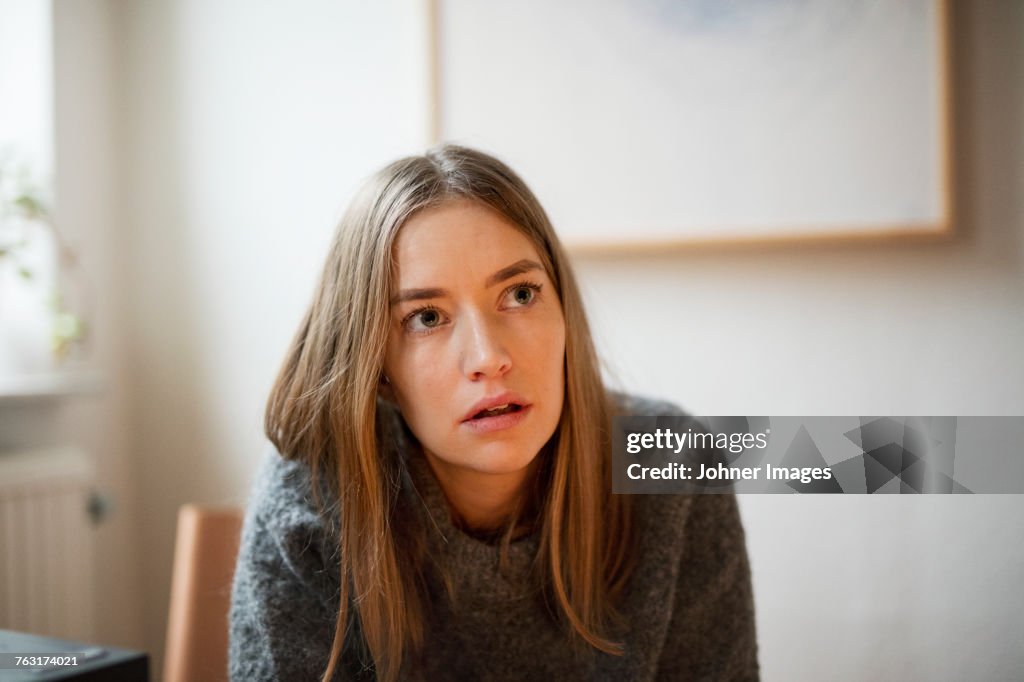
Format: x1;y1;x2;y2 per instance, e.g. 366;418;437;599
460;312;512;380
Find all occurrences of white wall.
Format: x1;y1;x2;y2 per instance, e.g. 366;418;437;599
577;2;1024;678
54;0;1022;678
113;0;430;673
52;0;142;649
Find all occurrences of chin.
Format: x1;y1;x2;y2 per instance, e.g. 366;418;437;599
458;441;545;476
476;451;542;475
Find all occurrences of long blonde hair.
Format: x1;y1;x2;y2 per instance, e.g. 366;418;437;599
265;145;634;681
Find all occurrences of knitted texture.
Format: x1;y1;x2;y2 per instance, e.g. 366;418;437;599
229;396;759;680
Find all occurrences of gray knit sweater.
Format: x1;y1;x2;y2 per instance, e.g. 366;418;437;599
229;397;759;680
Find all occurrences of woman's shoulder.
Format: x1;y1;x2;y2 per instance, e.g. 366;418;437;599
250;445;327;512
230;449;344;677
608;392;733;532
242;445;340;562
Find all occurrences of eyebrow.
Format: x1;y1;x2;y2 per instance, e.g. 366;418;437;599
390;259;545;305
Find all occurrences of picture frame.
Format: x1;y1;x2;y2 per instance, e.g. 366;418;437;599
427;0;953;252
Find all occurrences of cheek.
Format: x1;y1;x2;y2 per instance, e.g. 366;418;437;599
385;338;451;421
546;309;567;359
388;353;428;402
521;316;566;388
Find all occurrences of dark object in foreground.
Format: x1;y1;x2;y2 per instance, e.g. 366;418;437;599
0;629;148;682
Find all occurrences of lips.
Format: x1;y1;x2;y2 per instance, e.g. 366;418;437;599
462;392;531;423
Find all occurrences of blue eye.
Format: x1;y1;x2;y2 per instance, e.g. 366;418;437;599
405;307;446;332
513;286;533;304
503;281;542;308
418;310;441;326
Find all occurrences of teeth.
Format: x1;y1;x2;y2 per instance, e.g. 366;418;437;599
476;403;516;418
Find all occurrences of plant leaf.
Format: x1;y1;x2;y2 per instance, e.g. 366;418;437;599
13;194;47;219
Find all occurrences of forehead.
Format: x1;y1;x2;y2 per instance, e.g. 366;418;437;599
392;201;545;284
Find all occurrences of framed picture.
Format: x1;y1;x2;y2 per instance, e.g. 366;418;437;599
428;0;952;251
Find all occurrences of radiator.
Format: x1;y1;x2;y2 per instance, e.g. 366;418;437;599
0;447;95;640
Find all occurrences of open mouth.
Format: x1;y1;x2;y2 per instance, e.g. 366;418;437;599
470;403;524;420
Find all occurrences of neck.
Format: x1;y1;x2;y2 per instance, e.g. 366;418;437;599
421;451;537;534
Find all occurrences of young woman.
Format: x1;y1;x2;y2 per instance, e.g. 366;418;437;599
229;145;758;681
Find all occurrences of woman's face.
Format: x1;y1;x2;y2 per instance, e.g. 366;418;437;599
382;200;566;486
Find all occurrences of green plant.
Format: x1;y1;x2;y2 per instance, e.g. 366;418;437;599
0;157;86;360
